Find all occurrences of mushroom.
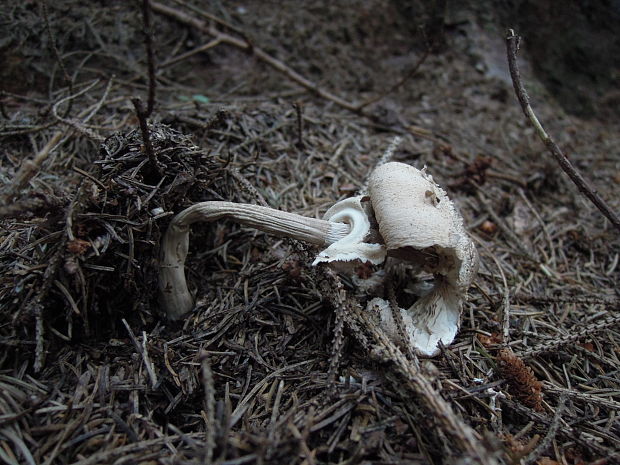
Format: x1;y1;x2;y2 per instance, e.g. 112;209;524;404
159;162;477;356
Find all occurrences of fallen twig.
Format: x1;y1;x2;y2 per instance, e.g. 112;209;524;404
543;382;620;411
517;312;620;358
505;29;620;233
502;397;610;457
325;274;348;391
139;0;157;116
292;101;304;148
151;1;361;112
199;352;216;464
122;319;158;389
2;131;64;202
51;79;106;141
523;395;566;465
131;97;159;173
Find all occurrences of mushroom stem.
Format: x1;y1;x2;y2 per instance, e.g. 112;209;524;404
159;201;351;320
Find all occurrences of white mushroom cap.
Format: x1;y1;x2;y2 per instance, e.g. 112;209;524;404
364;162;478;356
368;162;477;290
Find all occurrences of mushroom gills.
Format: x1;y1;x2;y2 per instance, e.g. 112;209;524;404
369;279;461;357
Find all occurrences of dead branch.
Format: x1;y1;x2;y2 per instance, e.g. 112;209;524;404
139;0;157;116
152;1;426;118
505;29;620;234
131;97;159;173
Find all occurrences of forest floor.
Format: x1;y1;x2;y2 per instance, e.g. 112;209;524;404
1;1;619;464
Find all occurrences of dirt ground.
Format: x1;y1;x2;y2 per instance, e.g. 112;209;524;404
1;1;619;464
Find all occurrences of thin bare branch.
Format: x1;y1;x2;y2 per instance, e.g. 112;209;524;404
505;29;620;233
139;0;157;116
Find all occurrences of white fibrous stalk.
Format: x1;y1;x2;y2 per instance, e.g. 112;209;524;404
159;201;352;320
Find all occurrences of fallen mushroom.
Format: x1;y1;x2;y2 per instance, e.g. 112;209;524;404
159;162;478;356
